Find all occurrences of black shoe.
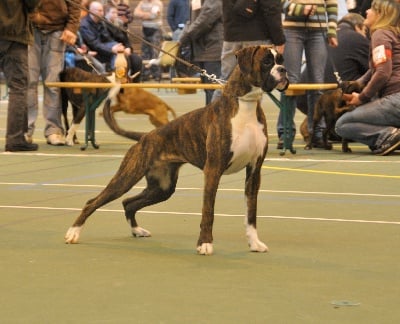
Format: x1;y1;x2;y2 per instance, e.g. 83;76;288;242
5;142;38;152
373;129;400;156
276;139;283;150
312;139;325;148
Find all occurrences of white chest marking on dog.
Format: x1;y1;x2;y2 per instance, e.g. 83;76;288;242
225;87;267;175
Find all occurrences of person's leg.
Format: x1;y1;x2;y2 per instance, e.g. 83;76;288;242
41;31;66;143
199;60;221;105
276;29;304;144
336;93;400;150
27;28;42;140
150;28;162;80
211;41;242;102
1;41;38;151
304;30;328;143
128;53;142;83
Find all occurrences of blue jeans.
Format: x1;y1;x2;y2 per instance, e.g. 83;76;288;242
211;40;272;102
28;29;66;138
335;93;400;150
277;29;328;140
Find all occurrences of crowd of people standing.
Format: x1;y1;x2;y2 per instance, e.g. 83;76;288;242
1;0;400;156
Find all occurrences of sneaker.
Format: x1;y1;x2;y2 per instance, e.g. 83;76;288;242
5;142;38;152
46;134;65;146
373;129;400;156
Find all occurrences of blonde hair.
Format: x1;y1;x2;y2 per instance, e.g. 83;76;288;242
370;0;400;34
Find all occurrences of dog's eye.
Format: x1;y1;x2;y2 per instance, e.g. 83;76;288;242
261;55;274;69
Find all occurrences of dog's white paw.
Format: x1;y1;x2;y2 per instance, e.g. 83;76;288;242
197;243;214;255
65;226;82;244
249;239;268;252
65;137;74;146
132;226;151;237
246;225;268;252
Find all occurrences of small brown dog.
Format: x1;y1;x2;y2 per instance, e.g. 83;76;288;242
60;67;177;146
303;81;363;152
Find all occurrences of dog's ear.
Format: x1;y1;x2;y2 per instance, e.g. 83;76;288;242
236;46;259;75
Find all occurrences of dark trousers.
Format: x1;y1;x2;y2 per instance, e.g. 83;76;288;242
197;61;221;105
0;41;29;146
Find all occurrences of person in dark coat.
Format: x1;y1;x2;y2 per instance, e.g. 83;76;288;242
211;0;285;101
80;1;141;81
179;0;223;105
0;0;40;151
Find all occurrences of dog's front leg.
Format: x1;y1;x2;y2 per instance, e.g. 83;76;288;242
197;169;222;256
245;164;268;253
65;123;79;146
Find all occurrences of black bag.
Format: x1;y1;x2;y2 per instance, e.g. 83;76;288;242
233;0;259;19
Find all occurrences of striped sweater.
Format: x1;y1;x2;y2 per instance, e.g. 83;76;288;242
282;0;338;38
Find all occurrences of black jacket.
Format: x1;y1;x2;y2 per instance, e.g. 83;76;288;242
222;0;285;45
180;0;223;62
326;21;370;82
80;14;119;65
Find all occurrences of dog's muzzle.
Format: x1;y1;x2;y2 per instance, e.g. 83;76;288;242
267;64;289;92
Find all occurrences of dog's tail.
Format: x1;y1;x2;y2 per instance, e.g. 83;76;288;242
102;98;146;141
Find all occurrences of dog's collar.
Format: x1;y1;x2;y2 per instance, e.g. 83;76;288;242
238;87;263;102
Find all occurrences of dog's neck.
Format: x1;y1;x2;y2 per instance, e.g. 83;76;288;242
238;87;263;102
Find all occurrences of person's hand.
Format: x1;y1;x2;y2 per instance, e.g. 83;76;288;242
60;29;77;45
112;43;125;53
274;44;285;55
344;92;362;106
124;47;132;55
328;36;338;48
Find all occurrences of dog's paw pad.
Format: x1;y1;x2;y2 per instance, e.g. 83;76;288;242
65;226;81;244
132;227;151;237
197;243;213;255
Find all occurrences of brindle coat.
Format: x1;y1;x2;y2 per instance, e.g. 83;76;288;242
64;46;288;255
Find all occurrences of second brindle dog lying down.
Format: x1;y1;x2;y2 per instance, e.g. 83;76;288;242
303;81;363;153
60;67;177;146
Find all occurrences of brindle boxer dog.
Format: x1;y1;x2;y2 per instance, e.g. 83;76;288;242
64;46;289;255
60;67;177;146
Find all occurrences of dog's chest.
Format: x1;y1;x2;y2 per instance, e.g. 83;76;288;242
225;99;267;174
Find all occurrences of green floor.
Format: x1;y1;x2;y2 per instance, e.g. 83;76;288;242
1;86;399;323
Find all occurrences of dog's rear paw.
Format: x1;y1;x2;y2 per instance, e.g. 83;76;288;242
65;226;82;244
249;240;269;253
197;243;213;255
132;226;151;237
246;225;268;252
304;144;312;150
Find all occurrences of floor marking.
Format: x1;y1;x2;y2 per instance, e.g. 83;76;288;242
0;205;399;225
1;182;399;198
2;151;400;164
263;165;400;179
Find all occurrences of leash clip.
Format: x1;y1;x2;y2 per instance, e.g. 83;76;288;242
200;69;226;85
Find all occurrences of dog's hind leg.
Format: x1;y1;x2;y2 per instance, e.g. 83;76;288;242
244;163;268;252
65;145;148;243
123;163;181;237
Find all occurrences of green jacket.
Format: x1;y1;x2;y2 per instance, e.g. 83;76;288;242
0;0;40;45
